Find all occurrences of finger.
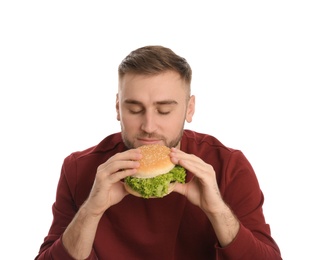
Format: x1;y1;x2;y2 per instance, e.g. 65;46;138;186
98;160;140;178
170;148;215;179
113;160;140;173
98;149;142;172
173;182;187;196
108;149;142;164
170;148;195;163
109;168;139;183
170;148;201;169
173;179;200;198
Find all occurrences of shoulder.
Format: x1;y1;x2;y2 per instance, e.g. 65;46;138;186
63;132;126;166
182;130;236;153
59;133;126;204
181;129;247;164
182;130;256;187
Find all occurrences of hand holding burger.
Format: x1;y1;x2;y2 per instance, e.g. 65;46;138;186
124;144;186;198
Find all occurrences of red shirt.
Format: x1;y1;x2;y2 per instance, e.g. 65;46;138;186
35;130;282;259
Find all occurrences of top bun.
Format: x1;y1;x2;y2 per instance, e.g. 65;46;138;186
134;144;175;178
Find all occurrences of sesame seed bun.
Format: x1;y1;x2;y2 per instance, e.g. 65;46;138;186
134;144;175;178
124;144;178;198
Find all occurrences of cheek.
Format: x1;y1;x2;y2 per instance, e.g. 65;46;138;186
161;113;185;130
120;114;140;129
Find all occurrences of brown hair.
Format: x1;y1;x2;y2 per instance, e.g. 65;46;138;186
118;45;192;87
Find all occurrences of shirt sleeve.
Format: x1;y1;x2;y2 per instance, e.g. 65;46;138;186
35;237;96;260
34;155;98;260
215;150;282;259
215;224;281;259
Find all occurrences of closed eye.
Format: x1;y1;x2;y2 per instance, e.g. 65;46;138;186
129;109;144;114
123;99;177;115
157;110;171;115
124;101;144;114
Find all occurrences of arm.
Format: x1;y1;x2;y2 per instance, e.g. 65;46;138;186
170;148;281;259
61;205;103;259
170;148;239;247
35;149;141;260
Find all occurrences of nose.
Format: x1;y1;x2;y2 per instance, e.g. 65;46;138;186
140;111;157;133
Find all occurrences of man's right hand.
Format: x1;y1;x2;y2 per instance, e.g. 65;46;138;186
62;148;142;259
84;148;142;217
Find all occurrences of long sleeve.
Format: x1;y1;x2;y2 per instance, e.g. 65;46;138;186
35;236;97;260
35;154;98;260
181;130;282;259
215;224;281;259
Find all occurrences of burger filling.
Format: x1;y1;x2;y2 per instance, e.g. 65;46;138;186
125;165;186;198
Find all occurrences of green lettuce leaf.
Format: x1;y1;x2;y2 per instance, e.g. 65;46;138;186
125;165;186;199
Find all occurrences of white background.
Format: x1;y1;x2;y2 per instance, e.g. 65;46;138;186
1;1;316;259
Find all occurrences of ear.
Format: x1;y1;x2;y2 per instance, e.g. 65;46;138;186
185;95;195;123
116;93;120;121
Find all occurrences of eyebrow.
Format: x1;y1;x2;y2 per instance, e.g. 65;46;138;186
124;99;178;105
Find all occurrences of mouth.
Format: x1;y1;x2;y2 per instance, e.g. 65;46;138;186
137;138;163;146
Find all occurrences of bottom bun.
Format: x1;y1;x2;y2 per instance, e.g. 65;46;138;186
124;182;176;198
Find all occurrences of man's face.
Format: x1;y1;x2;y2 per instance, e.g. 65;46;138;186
116;70;195;149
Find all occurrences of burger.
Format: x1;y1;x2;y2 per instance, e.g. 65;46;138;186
124;144;186;198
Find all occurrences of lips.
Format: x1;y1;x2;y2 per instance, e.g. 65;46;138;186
136;133;166;146
137;139;162;146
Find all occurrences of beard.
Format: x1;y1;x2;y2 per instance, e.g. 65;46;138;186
122;128;184;149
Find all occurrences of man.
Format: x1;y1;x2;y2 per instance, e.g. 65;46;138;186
35;45;282;259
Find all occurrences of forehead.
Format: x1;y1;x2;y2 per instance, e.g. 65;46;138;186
119;71;188;99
